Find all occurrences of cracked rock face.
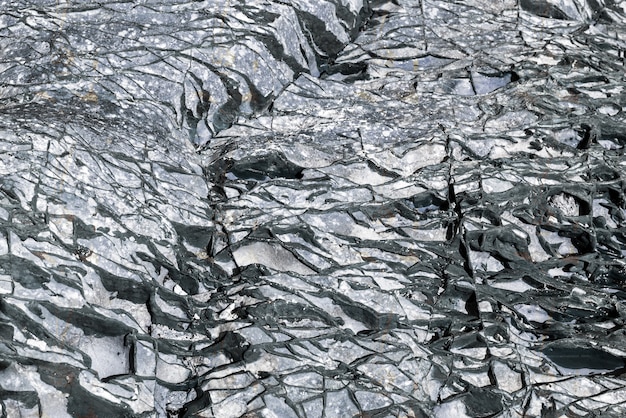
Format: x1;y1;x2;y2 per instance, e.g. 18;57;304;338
2;0;626;416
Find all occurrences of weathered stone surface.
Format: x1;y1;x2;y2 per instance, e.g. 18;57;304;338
2;0;626;416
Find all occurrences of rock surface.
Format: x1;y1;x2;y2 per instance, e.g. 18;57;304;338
2;0;626;416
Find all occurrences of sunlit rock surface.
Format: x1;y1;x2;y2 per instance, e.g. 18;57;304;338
2;0;626;416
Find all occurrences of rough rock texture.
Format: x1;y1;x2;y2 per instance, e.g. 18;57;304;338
2;0;626;416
